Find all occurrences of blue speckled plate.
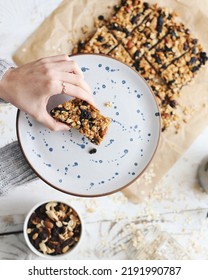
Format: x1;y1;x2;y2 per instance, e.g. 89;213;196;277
17;54;160;197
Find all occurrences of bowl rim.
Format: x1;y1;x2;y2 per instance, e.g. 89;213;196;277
23;200;83;259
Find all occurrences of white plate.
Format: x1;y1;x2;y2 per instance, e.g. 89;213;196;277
16;54;160;197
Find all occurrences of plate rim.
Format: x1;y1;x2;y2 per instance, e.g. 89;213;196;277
16;53;161;197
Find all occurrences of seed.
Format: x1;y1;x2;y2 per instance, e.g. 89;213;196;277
127;40;134;49
32;233;38;240
62;245;69;254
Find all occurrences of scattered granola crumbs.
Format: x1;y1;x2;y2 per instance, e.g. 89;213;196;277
84;199;100;214
110;193;128;204
86;207;96;213
139;165;156;185
81;25;89;34
104;101;113;107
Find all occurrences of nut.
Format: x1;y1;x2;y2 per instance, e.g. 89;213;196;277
56;221;62;228
127;40;134;49
44;220;54;229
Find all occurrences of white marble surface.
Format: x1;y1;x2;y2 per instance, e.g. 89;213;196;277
0;0;208;260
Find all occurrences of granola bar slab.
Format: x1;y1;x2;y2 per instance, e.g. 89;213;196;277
159;104;178;132
108;0;153;41
146;23;199;72
108;44;134;66
161;45;208;90
51;99;111;145
79;26;118;55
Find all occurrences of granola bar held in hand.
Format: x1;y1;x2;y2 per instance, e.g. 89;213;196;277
51;98;111;145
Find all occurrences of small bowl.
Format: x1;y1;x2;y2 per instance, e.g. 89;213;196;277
24;200;83;258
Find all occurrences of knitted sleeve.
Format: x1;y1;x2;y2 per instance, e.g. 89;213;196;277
0;141;37;196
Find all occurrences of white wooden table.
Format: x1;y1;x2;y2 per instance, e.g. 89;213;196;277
0;0;208;260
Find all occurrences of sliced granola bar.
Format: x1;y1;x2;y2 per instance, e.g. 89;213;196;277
161;45;208;90
133;57;174;99
108;44;134;66
132;57;178;131
51;99;111;145
108;0;153;40
79;26;118;55
124;7;176;59
146;23;198;72
137;7;176;40
159;104;179;132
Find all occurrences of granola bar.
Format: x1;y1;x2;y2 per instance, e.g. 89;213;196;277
133;57;178;99
132;57;178;131
137;7;176;40
71;0;208;133
126;7;176;58
108;44;134;66
159;104;179;132
51;98;111;145
150;84;178;132
161;45;208;90
79;26;118;54
146;23;199;72
133;56;157;81
108;0;153;40
150;83;179;132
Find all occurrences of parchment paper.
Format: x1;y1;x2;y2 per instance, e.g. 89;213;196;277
13;0;208;203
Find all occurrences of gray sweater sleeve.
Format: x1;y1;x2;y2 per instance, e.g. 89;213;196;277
0;141;37;196
0;60;37;195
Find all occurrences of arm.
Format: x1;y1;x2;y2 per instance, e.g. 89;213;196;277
0;55;95;195
0;54;95;130
0;141;37;196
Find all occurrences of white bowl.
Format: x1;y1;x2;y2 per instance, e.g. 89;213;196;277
23;200;83;259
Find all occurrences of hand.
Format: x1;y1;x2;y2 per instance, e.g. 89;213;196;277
0;54;95;131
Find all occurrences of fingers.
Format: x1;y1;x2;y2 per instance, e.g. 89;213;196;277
55;72;91;95
59;82;96;107
37;55;96;108
38;54;70;63
37;111;70;132
38;55;84;78
49;60;84;78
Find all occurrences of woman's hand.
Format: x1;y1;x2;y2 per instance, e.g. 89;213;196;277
0;54;95;131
